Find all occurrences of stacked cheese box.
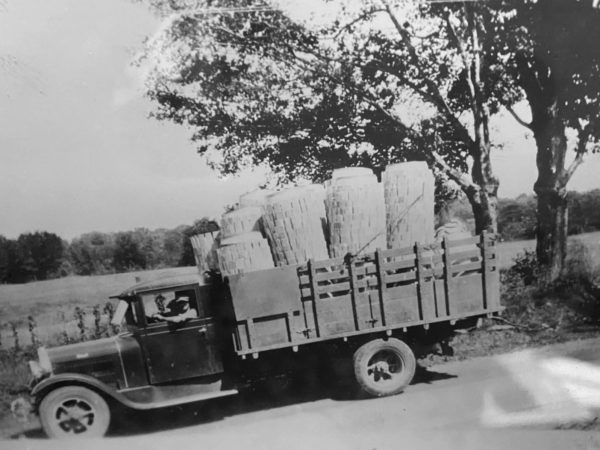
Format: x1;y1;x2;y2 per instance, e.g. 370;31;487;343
191;163;437;276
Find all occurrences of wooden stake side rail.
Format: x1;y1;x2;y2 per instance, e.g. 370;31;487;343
227;233;502;356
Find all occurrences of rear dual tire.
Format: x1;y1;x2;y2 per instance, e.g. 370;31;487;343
353;338;416;397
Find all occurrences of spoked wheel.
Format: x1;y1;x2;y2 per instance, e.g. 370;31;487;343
39;386;111;438
353;338;416;397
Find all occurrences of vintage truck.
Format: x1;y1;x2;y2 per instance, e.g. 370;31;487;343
24;232;501;438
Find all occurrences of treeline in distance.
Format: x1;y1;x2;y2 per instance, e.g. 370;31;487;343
1;190;600;284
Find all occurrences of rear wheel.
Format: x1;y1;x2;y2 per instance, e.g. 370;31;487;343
39;386;111;438
353;338;416;397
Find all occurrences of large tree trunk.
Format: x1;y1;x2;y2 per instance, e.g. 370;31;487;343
533;115;569;283
468;150;499;234
535;188;568;283
464;183;499;235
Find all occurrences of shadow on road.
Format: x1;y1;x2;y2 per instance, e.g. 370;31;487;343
9;364;459;439
108;374;360;437
412;365;458;385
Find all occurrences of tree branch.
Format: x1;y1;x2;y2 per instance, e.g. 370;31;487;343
291;50;475;191
561;123;591;186
506;104;533;130
515;52;546;127
382;0;475;149
334;7;387;38
429;149;476;191
562;152;584;186
444;10;476;101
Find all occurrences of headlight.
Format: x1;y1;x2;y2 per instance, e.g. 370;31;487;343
37;347;52;373
28;361;44;379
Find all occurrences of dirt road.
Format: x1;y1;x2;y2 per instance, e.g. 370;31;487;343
8;337;600;448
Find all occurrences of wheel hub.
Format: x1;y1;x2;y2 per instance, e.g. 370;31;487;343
56;399;95;434
368;351;401;382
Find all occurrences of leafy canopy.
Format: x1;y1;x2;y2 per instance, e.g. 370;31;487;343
136;0;523;194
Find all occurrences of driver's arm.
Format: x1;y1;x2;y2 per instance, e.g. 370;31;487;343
153;308;197;323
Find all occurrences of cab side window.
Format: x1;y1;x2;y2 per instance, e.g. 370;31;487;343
174;289;201;317
140;288;203;325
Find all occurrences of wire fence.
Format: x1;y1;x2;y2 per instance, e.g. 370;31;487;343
0;302;120;352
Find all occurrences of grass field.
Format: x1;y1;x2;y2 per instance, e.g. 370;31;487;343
0;266;199;346
0;231;599;347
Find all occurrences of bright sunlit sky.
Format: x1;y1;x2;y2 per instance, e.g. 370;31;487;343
1;0;599;240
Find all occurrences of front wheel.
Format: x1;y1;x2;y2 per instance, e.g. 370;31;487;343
353;338;416;397
39;386;111;438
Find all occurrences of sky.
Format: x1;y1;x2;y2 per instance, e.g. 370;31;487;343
0;0;599;240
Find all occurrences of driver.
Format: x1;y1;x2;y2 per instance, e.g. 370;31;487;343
151;295;198;323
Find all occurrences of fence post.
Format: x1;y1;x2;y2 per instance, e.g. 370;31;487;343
10;322;19;351
28;315;38;347
74;307;86;341
93;305;102;338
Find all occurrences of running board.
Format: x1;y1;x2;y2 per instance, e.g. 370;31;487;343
118;382;238;410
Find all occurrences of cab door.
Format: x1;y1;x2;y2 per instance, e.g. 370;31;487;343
137;285;224;385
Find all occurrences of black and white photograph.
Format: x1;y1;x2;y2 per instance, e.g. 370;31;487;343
2;0;600;448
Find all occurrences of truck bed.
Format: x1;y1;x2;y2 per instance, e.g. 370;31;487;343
226;232;501;356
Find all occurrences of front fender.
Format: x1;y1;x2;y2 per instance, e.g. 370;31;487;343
31;373;127;408
31;373;238;411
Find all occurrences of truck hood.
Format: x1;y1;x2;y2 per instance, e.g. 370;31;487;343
46;337;121;384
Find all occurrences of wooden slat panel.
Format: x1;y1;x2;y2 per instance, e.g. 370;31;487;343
427;254;444;265
353;265;378;276
230;232;501;356
480;231;489;309
307;260;321;338
434;279;447;319
382;291;420;323
382;258;417;271
315;270;350;282
384;271;417;284
246;318;255;349
348;259;360;331
379;246;416;259
317;281;351;294
446;236;480;247
451;261;482;273
313;256;346;269
420;280;437;320
447;248;481;261
415;243;425;321
443;236;452;316
318;294;352;305
449;276;484;314
375;250;387;327
354;277;380;289
300;287;312;299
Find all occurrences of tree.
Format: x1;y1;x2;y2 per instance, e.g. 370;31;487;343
113;232;147;272
137;0;529;234
568;189;600;235
162;226;188;267
504;0;600;282
69;232;116;275
15;232;65;282
497;194;537;241
0;235;18;283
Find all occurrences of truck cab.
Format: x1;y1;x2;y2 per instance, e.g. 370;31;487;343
27;273;238;438
117;273;225;384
